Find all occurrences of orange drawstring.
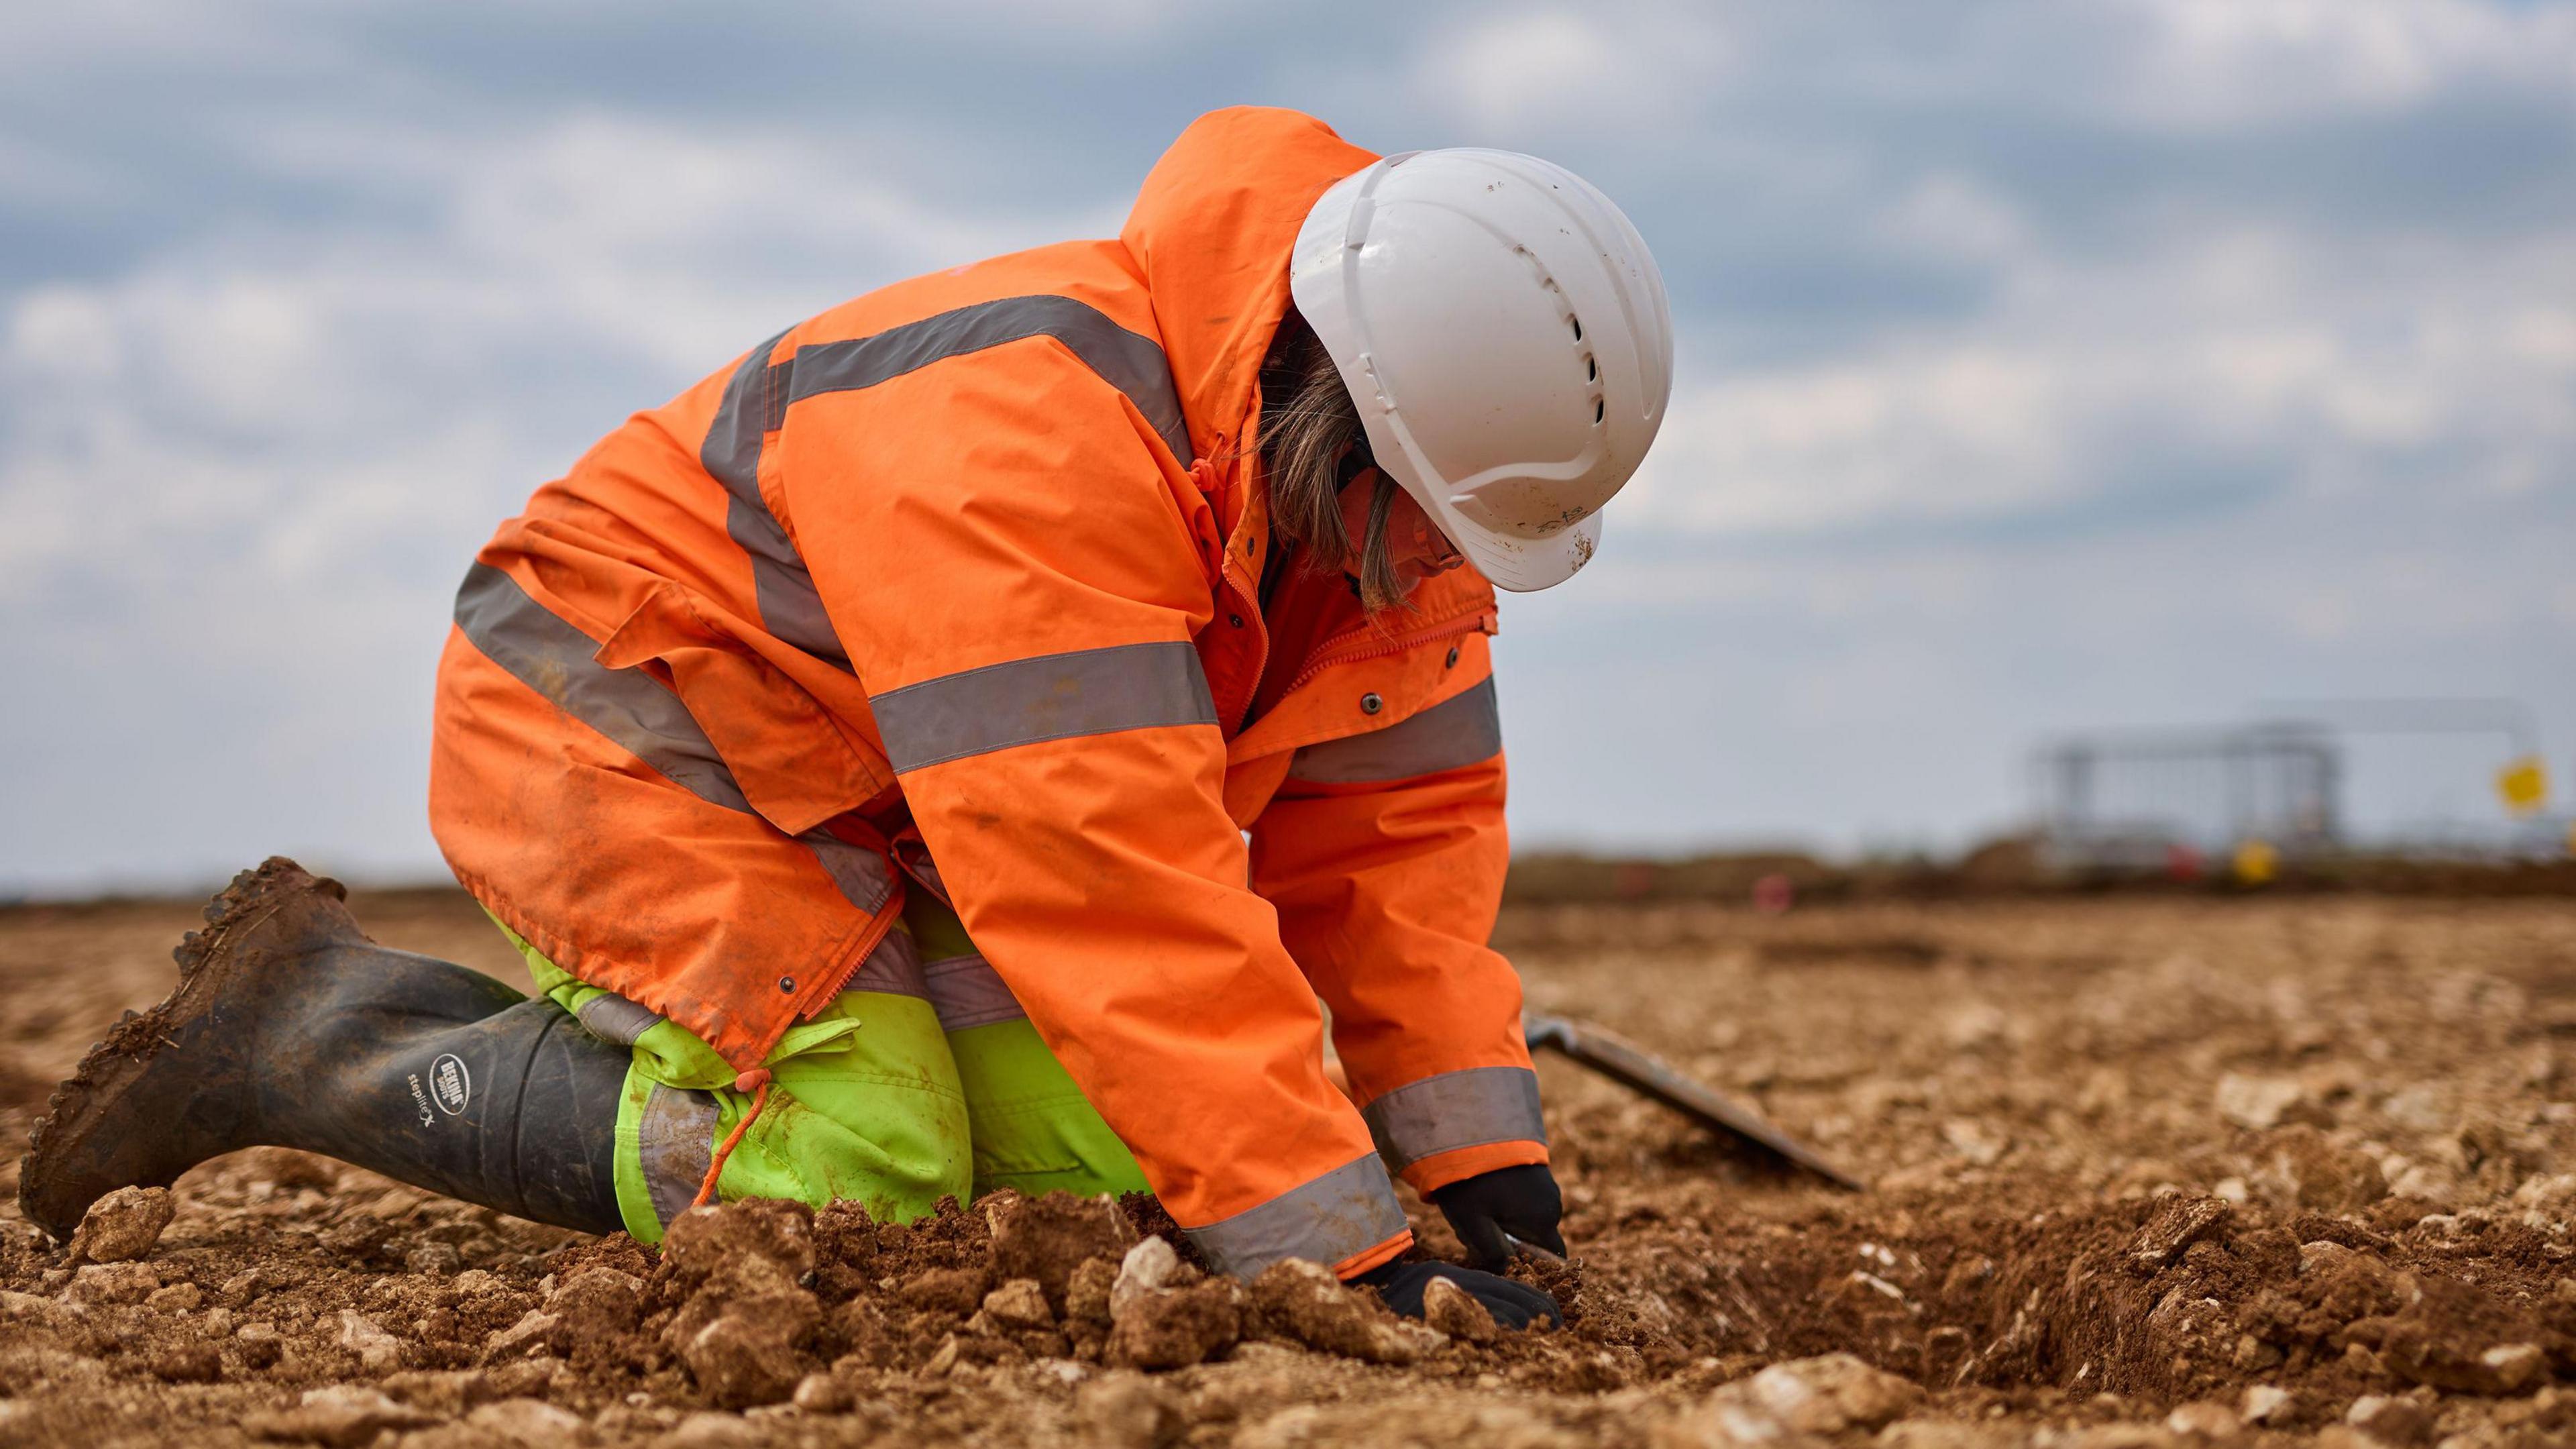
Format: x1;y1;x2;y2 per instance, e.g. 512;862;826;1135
690;1067;774;1209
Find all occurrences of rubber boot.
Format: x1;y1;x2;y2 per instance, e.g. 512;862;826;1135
19;857;627;1242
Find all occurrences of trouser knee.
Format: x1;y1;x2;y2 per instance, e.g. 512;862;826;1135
903;891;1147;1201
947;1016;1148;1201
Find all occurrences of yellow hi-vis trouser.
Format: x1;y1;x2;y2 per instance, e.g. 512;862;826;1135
491;892;1148;1242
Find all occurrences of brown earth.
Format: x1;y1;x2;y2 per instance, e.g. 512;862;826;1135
0;888;2573;1445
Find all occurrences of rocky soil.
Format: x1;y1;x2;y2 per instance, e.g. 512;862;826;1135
0;887;2571;1446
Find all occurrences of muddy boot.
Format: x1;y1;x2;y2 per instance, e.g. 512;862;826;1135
20;857;626;1242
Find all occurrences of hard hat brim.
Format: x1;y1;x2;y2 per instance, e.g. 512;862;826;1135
1399;465;1605;593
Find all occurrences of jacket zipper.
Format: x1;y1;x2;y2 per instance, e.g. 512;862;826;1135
796;888;902;1028
1273;604;1496;702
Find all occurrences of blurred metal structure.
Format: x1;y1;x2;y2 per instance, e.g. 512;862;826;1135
2034;698;2564;867
2031;721;2341;869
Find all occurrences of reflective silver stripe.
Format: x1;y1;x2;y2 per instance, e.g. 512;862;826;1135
847;925;930;1000
1360;1066;1547;1173
872;641;1218;773
453;561;892;914
574;992;664;1048
455;561;753;814
786;296;1192;466
637;1082;719;1230
1185;1154;1411;1279
922;952;1026;1031
696;299;1194;674
702;329;853;668
1289;679;1503;784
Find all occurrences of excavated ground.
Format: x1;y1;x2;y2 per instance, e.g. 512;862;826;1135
0;888;2572;1446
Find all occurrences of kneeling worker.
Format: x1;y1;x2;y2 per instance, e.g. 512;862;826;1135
23;107;1672;1328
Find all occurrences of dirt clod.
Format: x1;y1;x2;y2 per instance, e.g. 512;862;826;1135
545;1265;643;1366
1111;1234;1192;1320
66;1258;158;1303
987;1189;1134;1311
2131;1196;2235;1271
484;1307;556;1360
657;1199;827;1408
464;1397;588;1445
1250;1258;1442;1364
1697;1352;1925;1440
148;1341;224;1383
320;1211;394;1262
1421;1274;1501;1344
1066;1254;1118;1325
791;1371;855;1413
2218;1073;2314;1131
2345;1393;2438;1446
1107;1278;1241;1370
234;1325;285;1371
661;1198;813;1295
2349;1272;2563;1395
337;1307;404;1372
67;1183;173;1262
2163;1401;2241;1439
1077;1373;1182;1446
663;1411;764;1449
146;1279;202;1311
900;1266;988;1313
2243;1384;2294;1423
244;1385;443;1446
674;1291;819;1409
981;1275;1053;1330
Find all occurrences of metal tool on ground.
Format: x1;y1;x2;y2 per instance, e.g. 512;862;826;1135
1522;1013;1866;1191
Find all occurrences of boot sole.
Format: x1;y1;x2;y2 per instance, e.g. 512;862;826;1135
17;856;349;1240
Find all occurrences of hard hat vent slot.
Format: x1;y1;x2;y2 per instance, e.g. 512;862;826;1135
1569;315;1584;341
1586;356;1597;382
1593;398;1605;425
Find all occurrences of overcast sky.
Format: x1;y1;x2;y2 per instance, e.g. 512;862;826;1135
4;1;2572;894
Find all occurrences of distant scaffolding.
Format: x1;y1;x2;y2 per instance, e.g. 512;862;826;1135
2032;722;2341;868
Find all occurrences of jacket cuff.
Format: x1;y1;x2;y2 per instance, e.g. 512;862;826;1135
1359;1063;1548;1182
1332;1231;1416;1280
1181;1152;1412;1279
1399;1138;1550;1195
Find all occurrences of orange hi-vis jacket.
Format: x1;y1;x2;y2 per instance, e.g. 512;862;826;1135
428;107;1544;1277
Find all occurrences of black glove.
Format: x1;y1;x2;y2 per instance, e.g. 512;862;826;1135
1353;1260;1560;1330
1429;1163;1565;1272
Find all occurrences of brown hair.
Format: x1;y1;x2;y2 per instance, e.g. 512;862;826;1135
1257;311;1409;612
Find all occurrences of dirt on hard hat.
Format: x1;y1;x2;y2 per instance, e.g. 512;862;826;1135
0;887;2573;1444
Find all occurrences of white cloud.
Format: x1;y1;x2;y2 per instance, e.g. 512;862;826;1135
1411;4;1733;136
2108;0;2576;129
0;110;1105;598
1622;219;2576;539
1629;347;2063;534
1879;172;2034;266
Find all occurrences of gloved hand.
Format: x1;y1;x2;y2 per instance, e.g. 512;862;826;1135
1352;1260;1560;1330
1429;1163;1565;1272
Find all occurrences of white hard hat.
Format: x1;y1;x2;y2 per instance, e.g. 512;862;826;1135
1289;148;1673;592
